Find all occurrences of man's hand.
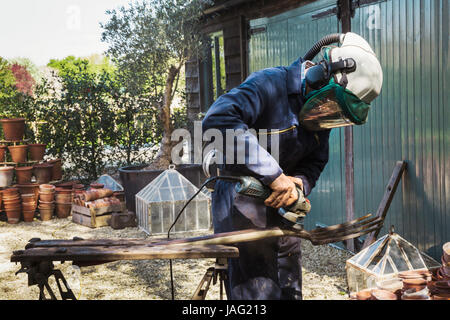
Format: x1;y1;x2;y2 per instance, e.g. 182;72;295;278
264;174;300;209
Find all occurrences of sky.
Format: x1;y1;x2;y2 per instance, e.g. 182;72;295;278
0;0;133;66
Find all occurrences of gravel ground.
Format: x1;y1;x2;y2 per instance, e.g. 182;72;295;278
0;216;352;300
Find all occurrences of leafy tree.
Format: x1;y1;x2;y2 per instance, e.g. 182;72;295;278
7;57;41;82
0;57;17;101
10;63;35;96
41;58;117;181
0;58;38;140
101;0;211;169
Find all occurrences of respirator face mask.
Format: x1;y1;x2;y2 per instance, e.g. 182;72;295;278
298;33;383;131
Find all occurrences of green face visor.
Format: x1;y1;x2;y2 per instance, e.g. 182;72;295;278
299;81;370;131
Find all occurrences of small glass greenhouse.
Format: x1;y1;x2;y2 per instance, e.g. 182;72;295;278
346;231;441;293
135;167;211;235
95;174;124;191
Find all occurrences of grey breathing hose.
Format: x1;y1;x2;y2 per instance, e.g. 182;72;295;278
303;33;343;61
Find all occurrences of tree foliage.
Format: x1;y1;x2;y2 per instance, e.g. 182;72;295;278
101;0;210;169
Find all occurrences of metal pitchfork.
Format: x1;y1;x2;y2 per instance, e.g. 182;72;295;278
161;213;383;247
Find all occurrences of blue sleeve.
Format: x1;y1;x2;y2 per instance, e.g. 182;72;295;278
202;71;283;186
294;130;331;196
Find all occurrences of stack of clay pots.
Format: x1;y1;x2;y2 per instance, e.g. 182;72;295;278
55;188;72;218
428;242;450;300
38;184;55;221
16;183;40;202
399;270;432;300
3;188;21;224
21;193;37;222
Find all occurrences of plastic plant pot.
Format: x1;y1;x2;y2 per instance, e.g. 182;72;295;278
15;166;33;184
8;145;28;163
0;118;25;141
28;144;46;161
0;167;14;188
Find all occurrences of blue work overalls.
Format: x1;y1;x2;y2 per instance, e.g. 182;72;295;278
202;58;331;300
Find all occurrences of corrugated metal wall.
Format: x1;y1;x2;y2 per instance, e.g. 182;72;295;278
248;0;449;259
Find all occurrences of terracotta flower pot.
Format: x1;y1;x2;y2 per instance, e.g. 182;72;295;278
8;145;28;163
28;144;46;161
23;210;35;222
22;204;36;212
3;187;19;196
33;163;53;184
355;289;372;300
47;159;62;181
55;202;72;218
39;200;54;209
55;195;72;203
55;181;75;189
39;192;55;202
21;193;35;202
17;183;40;202
370;289;398;300
3;200;21;207
6;209;21;224
0;145;7;162
403;278;428;291
55;188;72;194
39;184;56;192
0;166;14;187
15;166;33;184
39;207;54;221
0;118;25;141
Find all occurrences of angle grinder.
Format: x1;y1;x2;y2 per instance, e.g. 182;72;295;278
234;176;311;229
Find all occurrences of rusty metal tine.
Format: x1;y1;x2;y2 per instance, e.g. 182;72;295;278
311;218;383;241
311;226;382;245
309;214;373;234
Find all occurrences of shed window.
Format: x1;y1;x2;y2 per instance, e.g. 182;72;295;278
200;31;226;112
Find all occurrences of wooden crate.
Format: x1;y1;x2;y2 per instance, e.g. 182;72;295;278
72;202;126;228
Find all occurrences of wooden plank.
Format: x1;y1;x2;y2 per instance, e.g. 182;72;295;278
27;238;167;248
11;244;239;262
361;161;407;249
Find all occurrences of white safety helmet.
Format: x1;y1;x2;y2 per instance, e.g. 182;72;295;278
299;32;383;131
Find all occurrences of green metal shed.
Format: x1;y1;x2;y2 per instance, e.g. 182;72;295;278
248;0;449;259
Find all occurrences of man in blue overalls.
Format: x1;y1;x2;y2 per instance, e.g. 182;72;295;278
201;32;383;300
